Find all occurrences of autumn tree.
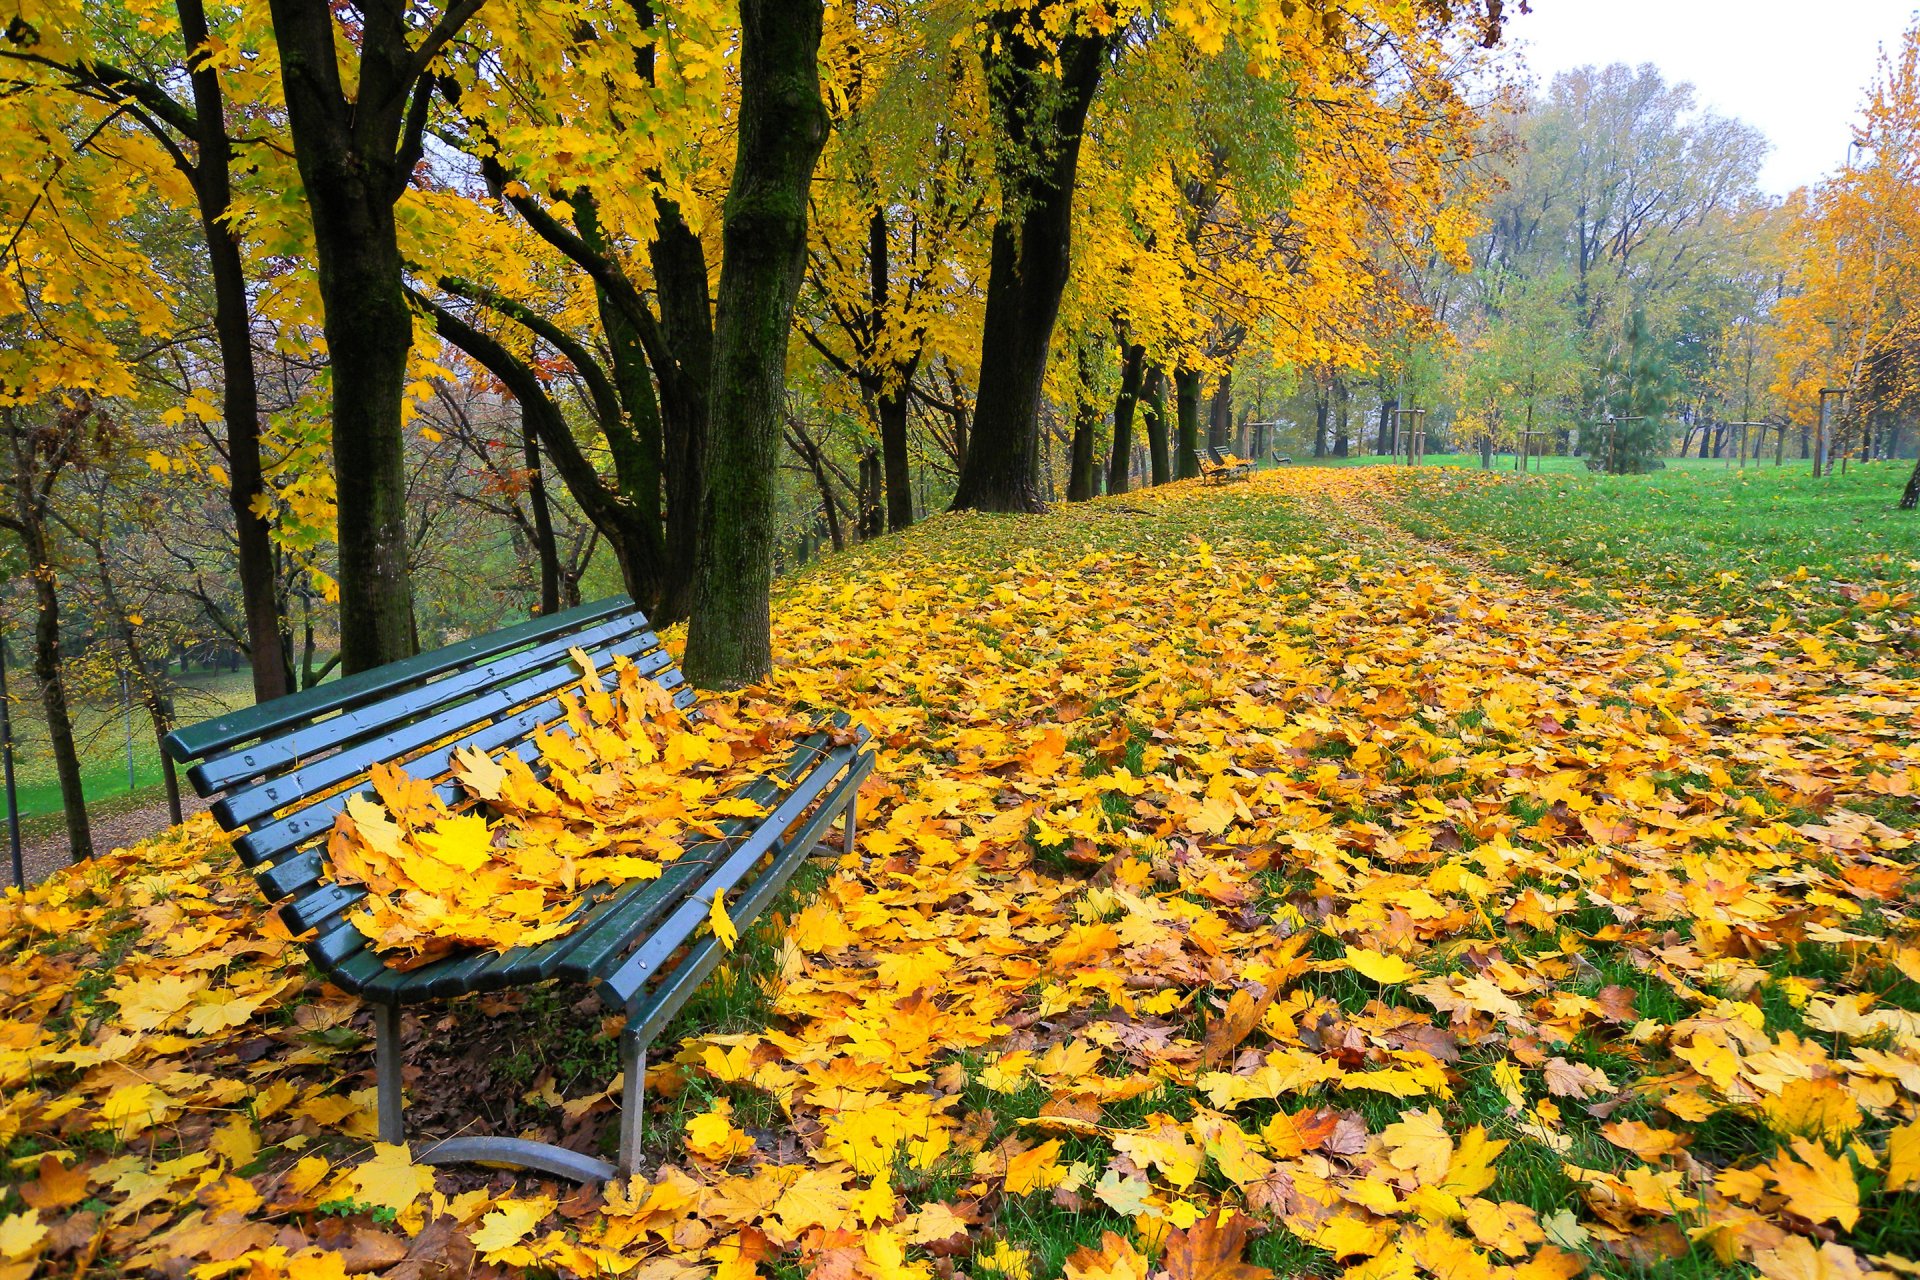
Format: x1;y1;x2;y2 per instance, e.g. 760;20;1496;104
1;0;300;699
1767;19;1920;503
266;0;488;671
681;0;830;687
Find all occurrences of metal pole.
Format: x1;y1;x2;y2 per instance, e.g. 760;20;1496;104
1;637;21;890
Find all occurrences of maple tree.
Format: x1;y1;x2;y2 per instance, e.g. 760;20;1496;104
1764;18;1920;502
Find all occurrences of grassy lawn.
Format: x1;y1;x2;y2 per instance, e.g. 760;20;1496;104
1375;458;1920;647
3;667;257;820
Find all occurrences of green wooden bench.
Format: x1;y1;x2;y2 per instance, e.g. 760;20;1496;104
163;597;871;1182
1199;446;1254;484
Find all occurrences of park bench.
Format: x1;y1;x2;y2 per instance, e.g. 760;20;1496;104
1198;445;1254;484
162;596;871;1182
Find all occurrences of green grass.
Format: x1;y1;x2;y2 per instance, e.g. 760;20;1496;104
1373;460;1920;643
4;667;257;820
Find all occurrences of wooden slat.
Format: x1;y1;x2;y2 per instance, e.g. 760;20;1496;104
230;645;665;867
624;755;866;1041
190;612;659;795
214;640;673;830
165;596;638;765
592;731;862;1005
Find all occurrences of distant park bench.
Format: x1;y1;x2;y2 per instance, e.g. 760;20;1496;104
164;597;871;1182
1199;446;1255;484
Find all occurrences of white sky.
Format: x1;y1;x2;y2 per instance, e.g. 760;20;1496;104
1507;0;1919;194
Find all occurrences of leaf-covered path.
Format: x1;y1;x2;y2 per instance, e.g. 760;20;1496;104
4;468;1919;1280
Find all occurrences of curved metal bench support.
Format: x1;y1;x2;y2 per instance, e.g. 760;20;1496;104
413;1137;617;1184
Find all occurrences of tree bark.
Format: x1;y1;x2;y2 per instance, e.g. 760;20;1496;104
1333;377;1350;458
949;18;1109;512
878;385;915;530
27;538;90;863
1206;372;1232;450
682;0;828;689
1107;341;1145;495
1143;367;1171;486
1314;385;1330;458
268;0;452;672
522;415;561;615
1067;344;1099;502
1378;395;1397;456
178;0;290;702
1175;367;1202;479
1901;454;1919;510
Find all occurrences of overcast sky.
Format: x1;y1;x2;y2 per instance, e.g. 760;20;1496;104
1507;1;1918;194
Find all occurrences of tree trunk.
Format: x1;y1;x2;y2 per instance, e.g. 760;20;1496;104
1174;367;1202;479
949;19;1109;513
878;384;915;530
1901;454;1919;510
20;520;90;862
1107;341;1145;495
178;0;291;703
1378;396;1397;456
1333;376;1350;458
1206;373;1232;450
650;201;714;621
522;416;561;615
1314;386;1329;458
1143;367;1171;486
269;0;436;673
682;0;828;689
1067;344;1099;503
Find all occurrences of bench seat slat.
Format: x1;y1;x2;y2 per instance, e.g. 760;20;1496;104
623;755;868;1040
232;655;658;868
190;613;659;795
215;640;674;830
550;732;838;985
594;735;858;1005
165;596;635;763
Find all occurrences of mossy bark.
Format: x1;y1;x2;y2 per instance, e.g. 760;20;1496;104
949;17;1109;513
682;0;828;689
1175;367;1202;480
1107;342;1145;495
1143;367;1172;487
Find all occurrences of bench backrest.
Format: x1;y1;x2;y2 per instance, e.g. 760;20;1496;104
165;596;689;886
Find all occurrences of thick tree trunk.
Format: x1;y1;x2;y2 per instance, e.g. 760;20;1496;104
950;20;1109;513
270;0;433;673
650;201;714;621
878;385;915;530
1378;396;1397;456
1901;454;1919;510
1206;373;1232;451
179;0;290;702
1313;386;1329;458
1107;342;1145;495
1143;367;1172;486
682;0;828;688
1175;367;1202;479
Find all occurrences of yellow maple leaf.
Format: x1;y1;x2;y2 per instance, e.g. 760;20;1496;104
1343;946;1421;985
709;894;739;951
349;1143;436;1214
469;1195;556;1262
1765;1138;1859;1230
1006;1139;1066;1195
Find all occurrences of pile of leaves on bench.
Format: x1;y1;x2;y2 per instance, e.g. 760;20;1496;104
326;650;829;966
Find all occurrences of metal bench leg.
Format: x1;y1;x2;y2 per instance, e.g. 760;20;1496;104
374;1001;405;1145
842;790;858;855
618;1030;646;1177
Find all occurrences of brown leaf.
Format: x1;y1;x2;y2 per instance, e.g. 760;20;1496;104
1162;1212;1273;1280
